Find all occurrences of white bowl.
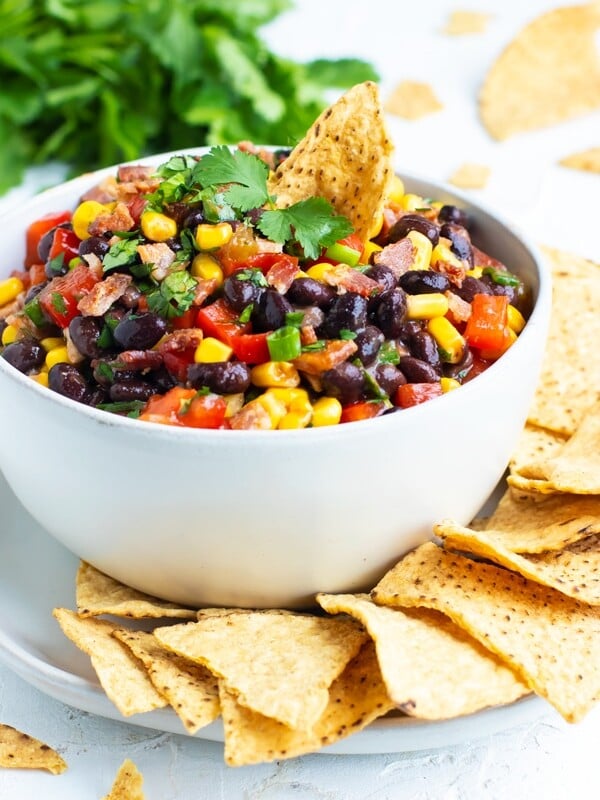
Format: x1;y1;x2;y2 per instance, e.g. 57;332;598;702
0;152;551;608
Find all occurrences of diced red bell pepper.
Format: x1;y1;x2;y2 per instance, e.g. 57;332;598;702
48;227;81;265
394;383;443;408
126;195;147;225
230;332;270;364
340;400;387;423
464;294;510;352
171;308;197;330
158;331;203;382
25;211;72;267
196;298;250;345
139;387;226;429
38;264;100;327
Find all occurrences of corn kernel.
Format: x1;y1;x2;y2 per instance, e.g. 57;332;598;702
387;175;405;204
45;345;70;370
407;230;433;271
431;241;463;270
399;193;425;212
294;269;310;279
466;266;483;278
431;201;443;210
261;387;312;429
31;371;49;388
278;409;312;429
367;211;384;239
140;210;178;242
191;253;224;286
255;391;287;428
251;361;300;388
1;324;18;345
440;377;460;393
306;262;334;282
195;222;233;251
406;293;449;320
71;200;106;240
311;396;342;427
507;305;526;334
194;337;233;363
224;393;245;418
427;316;466;364
0;277;25;307
268;387;310;406
40;336;65;352
363;240;382;263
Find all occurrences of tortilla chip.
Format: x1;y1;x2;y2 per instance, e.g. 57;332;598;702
480;4;600;140
527;256;600;435
384;80;443;120
509;424;568;480
372;542;600;722
102;759;145;800
506;474;557;494
482;487;600;552
0;724;66;774
114;629;219;734
438;521;600;604
442;10;492;35
268;81;394;241
53;609;167;716
541;246;600;280
544;401;600;493
76;562;196;619
317;593;528;718
155;612;367;731
559;147;600;174
448;163;490;189
220;640;393;766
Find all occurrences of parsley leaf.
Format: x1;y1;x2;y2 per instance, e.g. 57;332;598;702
147;271;198;319
51;292;67;314
194;146;270;212
103;237;142;272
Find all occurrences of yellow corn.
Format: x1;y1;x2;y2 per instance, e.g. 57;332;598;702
406;230;433;271
40;336;65;352
223;393;245;418
440;377;460;393
311;396;342;427
507;304;526;334
45;345;70;370
406;293;449;320
279;409;312;429
268;387;312;429
1;324;18;345
255;391;287;429
431;201;443;210
195;222;233;251
71;200;106;240
294;269;310;279
190;253;224;286
431;241;463;270
306;262;334;282
427;316;466;364
0;277;24;307
250;361;300;388
399;193;426;212
194;337;232;363
140;210;178;242
466;266;483;278
31;371;49;388
363;240;382;263
387;175;405;204
367;211;384;239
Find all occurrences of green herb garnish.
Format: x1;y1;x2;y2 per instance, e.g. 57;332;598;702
102;237;142;272
147;271;198;319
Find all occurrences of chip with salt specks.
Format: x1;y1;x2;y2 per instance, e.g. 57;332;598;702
76;561;196;619
113;629;219;735
219;640;393;766
448;163;491;190
372;542;600;723
102;759;145;800
0;724;67;774
541;245;600;280
317;593;528;718
509;423;568;480
155;611;367;731
480;4;600;140
384;80;443;121
268;81;393;242
544;400;600;493
438;521;600;605
559;147;600;174
481;487;600;552
53;608;167;716
442;10;492;35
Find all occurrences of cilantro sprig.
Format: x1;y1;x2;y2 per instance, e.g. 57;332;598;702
147;271;198;319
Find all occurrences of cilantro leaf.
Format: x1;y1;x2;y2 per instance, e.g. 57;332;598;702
103;237;142;272
258;197;353;261
147;271;198;319
194;146;270;212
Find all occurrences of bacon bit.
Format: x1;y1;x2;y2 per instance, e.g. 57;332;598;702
77;273;132;316
299;306;324;330
432;258;466;287
293;339;358;375
266;257;299;294
472;245;506;270
324;265;380;297
379;203;405;240
192;278;219;306
137;242;176;280
158;328;203;354
113;179;161;203
236;141;276;171
445;290;472;324
117;165;155;183
373;237;415;278
255;238;284;254
300;325;318;346
88;202;135;236
80;176;120;204
229;399;272;430
0;300;20;320
116;350;164;371
80;252;103;278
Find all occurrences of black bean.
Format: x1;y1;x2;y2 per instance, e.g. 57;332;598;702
479;274;518;305
24;281;49;304
398;320;422;345
440;223;473;266
92;360;137;387
320;293;368;337
251;289;293;332
443;345;473;379
354;326;384;366
113;311;168;350
409;331;442;372
38;223;72;264
373;363;406;395
69;316;103;359
399;356;440;383
84;386;107;407
120;285;142;310
151;366;177;393
438;205;468;228
399;270;451;295
375;288;407;338
453;276;492;303
321;362;366;405
109;380;154;402
78;236;110;259
182;207;206;229
1;340;45;373
187;362;251;394
364;264;396;293
287;278;336;309
48;363;89;402
245;207;265;226
223;276;264;313
387;214;440;246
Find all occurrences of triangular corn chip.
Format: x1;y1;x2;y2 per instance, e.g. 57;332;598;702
102;759;145;800
0;724;66;774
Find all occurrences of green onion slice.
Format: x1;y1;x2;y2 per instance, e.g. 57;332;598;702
267;325;302;361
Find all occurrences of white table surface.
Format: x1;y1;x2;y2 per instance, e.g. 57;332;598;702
1;1;599;797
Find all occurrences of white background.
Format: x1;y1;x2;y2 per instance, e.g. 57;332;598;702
1;1;600;798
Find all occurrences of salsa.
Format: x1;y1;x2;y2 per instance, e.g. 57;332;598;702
0;147;529;430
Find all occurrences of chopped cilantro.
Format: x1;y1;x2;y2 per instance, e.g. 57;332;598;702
147;271;198;319
194;146;271;212
285;311;305;328
235;268;268;287
96;361;114;381
97;400;147;416
238;304;254;323
377;341;400;365
301;340;326;352
339;329;357;340
46;253;65;275
51;292;67;314
102;237;142;272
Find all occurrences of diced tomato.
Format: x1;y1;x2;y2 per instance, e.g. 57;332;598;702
48;227;81;265
464;294;510;352
25;211;72;267
244;252;286;274
171;308;197;330
196;298;250;345
230;332;270;364
126;195;147;225
139;387;226;429
28;263;47;287
179;393;227;429
478;327;516;361
38;264;100;327
158;330;203;382
139;387;191;426
340;401;387;423
266;254;299;293
394;383;443;408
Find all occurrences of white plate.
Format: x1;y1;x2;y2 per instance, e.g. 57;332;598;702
0;470;546;754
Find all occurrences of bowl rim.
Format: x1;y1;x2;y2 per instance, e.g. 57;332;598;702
0;149;552;444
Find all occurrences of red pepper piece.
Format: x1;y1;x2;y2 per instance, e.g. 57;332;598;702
394;383;443;408
139;387;226;429
230;332;270;364
25;211;72;267
196;298;250;345
464;294;510;352
340;401;387;423
39;264;99;327
48;227;82;265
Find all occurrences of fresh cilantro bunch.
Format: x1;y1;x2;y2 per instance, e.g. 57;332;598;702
0;0;377;195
